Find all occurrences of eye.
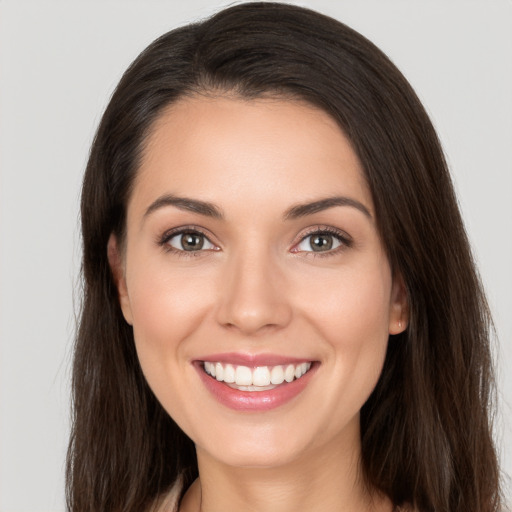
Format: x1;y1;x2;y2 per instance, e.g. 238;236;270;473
293;228;351;254
164;230;217;252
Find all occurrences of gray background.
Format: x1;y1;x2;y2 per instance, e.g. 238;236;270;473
0;1;511;510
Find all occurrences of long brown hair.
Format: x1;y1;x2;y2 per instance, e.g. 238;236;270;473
67;3;501;511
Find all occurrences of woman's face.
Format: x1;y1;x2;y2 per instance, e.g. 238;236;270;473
110;96;406;468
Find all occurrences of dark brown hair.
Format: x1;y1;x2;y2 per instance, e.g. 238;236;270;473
67;3;501;511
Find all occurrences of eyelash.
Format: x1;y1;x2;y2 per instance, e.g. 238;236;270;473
157;225;353;258
158;226;217;258
293;226;353;258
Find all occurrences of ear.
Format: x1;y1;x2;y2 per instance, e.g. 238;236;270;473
107;234;133;325
388;272;409;335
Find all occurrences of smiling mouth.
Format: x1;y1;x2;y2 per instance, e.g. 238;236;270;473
203;361;313;392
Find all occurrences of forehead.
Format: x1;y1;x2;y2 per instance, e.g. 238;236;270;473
131;95;372;218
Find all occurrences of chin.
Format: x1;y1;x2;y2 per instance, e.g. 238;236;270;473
205;444;302;469
194;421;319;470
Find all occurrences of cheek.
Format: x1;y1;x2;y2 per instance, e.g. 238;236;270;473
298;259;392;341
125;253;214;377
295;259;392;397
124;257;219;436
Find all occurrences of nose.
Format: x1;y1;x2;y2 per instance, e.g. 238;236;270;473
215;248;293;336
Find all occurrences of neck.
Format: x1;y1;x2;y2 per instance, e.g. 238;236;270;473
180;426;392;512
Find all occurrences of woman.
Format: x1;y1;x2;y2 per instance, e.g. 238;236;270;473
67;2;502;511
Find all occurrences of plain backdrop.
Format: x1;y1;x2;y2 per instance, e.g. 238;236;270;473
0;1;511;511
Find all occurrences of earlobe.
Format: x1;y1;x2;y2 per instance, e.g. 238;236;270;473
388;273;409;335
107;234;133;325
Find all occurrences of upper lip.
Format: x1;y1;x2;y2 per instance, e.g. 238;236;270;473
194;352;314;367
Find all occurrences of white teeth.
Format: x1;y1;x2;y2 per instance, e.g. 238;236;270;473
253;367;271;386
285;364;295;382
229;384;276;392
215;362;224;381
235;365;253;386
203;361;312;389
295;362;309;378
223;364;235;383
205;361;216;377
270;365;285;385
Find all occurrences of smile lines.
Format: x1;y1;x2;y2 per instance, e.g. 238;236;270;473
203;361;312;390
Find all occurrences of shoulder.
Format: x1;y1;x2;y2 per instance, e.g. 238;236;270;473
149;480;182;512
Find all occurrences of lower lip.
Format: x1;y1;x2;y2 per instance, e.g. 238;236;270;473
195;362;317;412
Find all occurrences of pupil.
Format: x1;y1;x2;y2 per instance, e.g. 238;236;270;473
312;235;332;251
182;233;204;251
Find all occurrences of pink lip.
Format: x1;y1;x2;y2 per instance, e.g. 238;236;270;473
194;359;318;412
195;352;311;367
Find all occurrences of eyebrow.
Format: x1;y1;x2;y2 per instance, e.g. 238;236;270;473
283;196;372;220
143;194;372;221
144;194;224;220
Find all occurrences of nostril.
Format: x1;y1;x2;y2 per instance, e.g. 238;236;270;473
217;301;293;335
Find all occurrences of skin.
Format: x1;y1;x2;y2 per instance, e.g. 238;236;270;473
109;95;408;512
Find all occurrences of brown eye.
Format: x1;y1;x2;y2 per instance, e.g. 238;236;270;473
310;234;334;251
292;228;353;256
167;231;215;252
296;232;343;252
